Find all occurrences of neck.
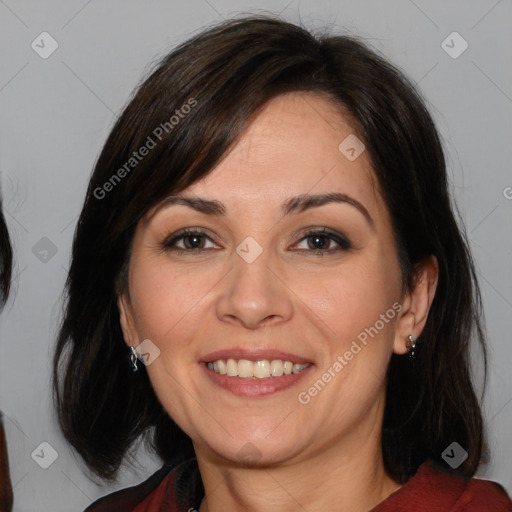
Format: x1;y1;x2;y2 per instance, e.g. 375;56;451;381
195;400;400;512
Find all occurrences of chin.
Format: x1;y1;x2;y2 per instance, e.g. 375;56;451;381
199;429;306;468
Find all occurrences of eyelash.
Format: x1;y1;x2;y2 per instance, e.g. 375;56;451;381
161;227;351;256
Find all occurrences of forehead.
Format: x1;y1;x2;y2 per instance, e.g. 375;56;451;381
143;92;387;225
183;92;379;208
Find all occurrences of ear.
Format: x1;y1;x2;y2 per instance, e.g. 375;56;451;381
118;293;139;348
393;255;439;355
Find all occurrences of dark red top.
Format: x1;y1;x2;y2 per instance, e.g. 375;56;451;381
85;458;512;511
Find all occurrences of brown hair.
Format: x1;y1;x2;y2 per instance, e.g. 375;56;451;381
53;15;487;483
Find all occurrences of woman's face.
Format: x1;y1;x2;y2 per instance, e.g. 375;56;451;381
119;92;417;468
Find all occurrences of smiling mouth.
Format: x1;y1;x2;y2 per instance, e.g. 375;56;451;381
206;358;311;379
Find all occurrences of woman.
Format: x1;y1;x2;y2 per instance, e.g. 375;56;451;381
53;16;512;511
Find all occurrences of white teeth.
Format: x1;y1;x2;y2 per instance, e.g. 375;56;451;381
270;359;284;376
238;359;254;378
217;359;227;375
226;358;238;376
253;360;271;379
207;358;310;379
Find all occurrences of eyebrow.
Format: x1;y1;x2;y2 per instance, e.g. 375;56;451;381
146;192;374;228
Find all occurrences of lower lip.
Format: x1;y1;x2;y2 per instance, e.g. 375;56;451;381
201;363;313;397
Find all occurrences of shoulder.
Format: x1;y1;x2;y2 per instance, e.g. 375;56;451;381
374;461;512;512
84;458;201;512
454;476;512;511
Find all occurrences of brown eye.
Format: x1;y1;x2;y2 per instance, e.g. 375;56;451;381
307;234;332;251
162;229;220;252
182;234;206;249
294;228;351;254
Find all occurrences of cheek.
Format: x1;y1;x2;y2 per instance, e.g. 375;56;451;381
294;254;400;348
296;261;399;419
128;257;215;343
127;261;214;419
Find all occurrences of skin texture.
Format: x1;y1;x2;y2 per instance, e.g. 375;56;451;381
118;92;438;512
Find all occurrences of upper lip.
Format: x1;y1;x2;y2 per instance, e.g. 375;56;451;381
200;348;312;365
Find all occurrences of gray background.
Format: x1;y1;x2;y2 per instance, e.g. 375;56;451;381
1;0;511;510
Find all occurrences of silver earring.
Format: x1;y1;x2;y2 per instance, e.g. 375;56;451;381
130;346;139;372
406;334;416;359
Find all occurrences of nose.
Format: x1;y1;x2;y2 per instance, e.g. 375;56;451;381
215;245;294;330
